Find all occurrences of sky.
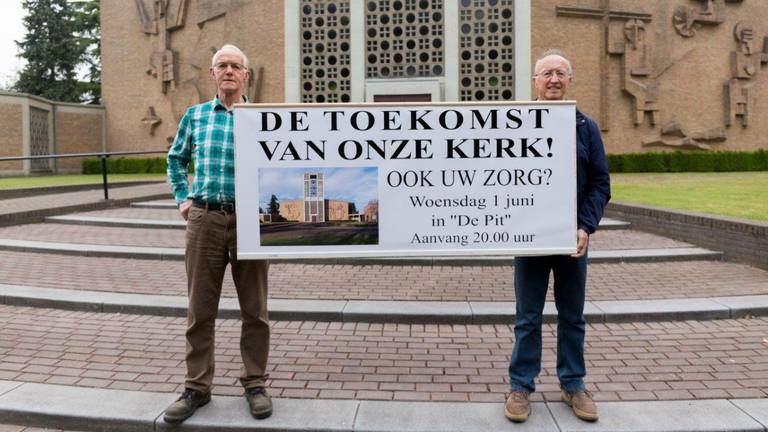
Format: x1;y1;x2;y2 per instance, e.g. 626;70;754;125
259;167;379;212
0;1;25;89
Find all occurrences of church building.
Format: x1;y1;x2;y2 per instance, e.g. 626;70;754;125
100;0;768;156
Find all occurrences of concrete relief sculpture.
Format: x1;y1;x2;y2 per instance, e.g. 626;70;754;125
643;120;727;150
135;0;188;94
672;0;743;38
612;19;659;126
140;106;162;136
724;21;768;127
556;0;652;131
135;0;263;139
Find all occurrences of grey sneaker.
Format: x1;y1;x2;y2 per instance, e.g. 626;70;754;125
246;387;273;419
561;389;598;421
163;388;211;424
504;390;530;422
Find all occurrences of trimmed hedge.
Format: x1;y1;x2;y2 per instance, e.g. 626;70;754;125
83;157;193;174
607;150;768;173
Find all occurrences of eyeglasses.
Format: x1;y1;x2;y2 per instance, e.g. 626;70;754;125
535;69;570;80
214;62;246;72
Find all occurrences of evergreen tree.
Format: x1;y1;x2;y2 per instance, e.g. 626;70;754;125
72;0;101;104
267;195;280;216
348;202;358;214
14;0;100;103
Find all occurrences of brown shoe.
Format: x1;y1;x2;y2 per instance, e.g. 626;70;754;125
163;388;211;424
245;387;273;419
561;389;598;421
504;390;530;422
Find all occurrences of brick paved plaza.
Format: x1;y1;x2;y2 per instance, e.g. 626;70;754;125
0;185;766;431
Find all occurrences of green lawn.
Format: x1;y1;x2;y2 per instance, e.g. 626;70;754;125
611;172;768;222
0;174;166;190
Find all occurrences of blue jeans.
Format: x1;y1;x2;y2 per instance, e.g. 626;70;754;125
508;254;587;394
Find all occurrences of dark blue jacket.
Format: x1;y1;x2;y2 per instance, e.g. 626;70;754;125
575;109;611;234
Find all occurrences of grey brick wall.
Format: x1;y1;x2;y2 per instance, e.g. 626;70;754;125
605;202;767;270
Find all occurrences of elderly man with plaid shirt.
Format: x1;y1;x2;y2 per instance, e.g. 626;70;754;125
163;44;272;424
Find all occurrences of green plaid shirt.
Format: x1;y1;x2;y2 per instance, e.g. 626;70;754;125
167;97;241;205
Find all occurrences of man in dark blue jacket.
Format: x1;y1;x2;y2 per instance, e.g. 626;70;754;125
505;50;611;423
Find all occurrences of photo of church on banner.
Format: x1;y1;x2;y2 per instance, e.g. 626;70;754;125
258;168;380;247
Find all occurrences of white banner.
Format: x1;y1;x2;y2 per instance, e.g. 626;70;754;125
234;102;576;259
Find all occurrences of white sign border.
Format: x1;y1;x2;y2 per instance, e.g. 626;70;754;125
234;100;577;260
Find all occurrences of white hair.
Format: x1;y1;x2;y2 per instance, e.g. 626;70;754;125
533;49;573;78
211;44;250;69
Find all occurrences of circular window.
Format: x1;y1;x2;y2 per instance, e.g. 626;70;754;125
461;50;471;61
475;90;485;100
303;31;312;40
316;95;325;103
303;82;313;91
461;77;471;87
406;66;417;76
420;52;429;62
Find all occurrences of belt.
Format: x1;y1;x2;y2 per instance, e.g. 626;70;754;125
192;199;236;213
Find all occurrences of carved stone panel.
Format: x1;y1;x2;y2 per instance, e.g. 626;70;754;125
459;0;515;101
29;107;51;172
365;0;445;79
300;0;352;103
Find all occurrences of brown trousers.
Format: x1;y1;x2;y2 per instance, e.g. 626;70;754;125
184;206;269;392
